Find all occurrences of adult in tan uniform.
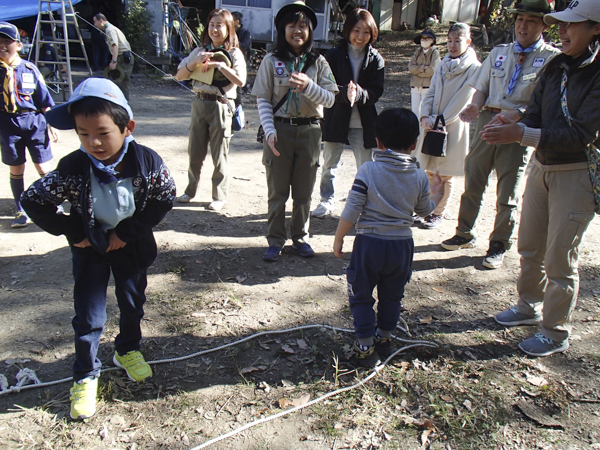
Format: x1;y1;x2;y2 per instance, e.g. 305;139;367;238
440;0;560;269
93;14;133;100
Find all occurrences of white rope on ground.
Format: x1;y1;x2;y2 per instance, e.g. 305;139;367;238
0;323;434;396
188;341;437;450
0;323;437;448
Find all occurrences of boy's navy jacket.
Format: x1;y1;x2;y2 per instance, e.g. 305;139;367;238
321;40;385;149
21;140;176;264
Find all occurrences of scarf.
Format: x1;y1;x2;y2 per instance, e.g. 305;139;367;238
81;135;134;177
1;56;20;113
506;38;543;96
284;53;308;115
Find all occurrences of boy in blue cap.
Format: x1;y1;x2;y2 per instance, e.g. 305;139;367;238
21;78;176;419
0;21;58;228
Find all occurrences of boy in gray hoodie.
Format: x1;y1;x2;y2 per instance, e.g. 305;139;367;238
334;108;443;366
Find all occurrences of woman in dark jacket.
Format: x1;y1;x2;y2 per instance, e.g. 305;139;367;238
311;8;384;218
481;0;600;357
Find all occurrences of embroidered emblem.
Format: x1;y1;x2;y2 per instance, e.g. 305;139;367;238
533;57;545;67
133;176;143;187
494;61;503;68
276;67;284;75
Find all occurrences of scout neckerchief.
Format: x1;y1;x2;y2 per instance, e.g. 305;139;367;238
82;135;134;177
1;56;20;113
506;38;543;96
284;53;308;116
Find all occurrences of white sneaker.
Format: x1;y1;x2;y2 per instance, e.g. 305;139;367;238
311;202;334;218
208;200;225;211
177;194;192;203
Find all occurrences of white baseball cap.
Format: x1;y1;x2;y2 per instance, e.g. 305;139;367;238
45;78;133;130
544;0;600;25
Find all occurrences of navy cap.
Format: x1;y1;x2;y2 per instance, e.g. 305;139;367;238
0;22;20;42
45;78;133;130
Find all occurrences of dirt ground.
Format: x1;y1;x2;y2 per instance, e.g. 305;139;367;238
1;31;600;450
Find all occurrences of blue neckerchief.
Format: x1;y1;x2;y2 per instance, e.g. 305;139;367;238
81;135;134;177
506;38;543;96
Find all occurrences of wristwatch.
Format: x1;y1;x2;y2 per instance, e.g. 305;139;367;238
111;59;117;63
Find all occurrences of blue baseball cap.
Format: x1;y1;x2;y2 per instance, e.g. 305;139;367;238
0;22;20;42
45;78;133;130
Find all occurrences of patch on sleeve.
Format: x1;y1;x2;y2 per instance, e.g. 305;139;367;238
350;179;367;195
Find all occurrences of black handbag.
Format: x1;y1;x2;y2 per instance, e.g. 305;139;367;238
421;115;448;157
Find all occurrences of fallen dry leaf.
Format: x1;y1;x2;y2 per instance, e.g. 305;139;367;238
281;344;295;354
297;339;308;349
420;315;433;324
431;287;444;293
526;373;548;387
236;273;247;283
421;428;434;447
441;395;454;403
517;400;563;428
463;399;473;411
239;365;266;374
278;393;310;409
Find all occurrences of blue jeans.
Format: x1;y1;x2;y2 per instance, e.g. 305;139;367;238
346;235;414;339
71;245;148;381
320;128;373;203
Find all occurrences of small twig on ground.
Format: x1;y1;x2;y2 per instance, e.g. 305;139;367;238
216;395;234;417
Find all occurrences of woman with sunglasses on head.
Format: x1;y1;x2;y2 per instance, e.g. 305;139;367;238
482;0;600;357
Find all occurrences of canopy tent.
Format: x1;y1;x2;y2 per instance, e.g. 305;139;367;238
0;0;82;21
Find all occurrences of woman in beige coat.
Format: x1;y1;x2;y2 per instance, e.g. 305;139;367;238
408;28;441;118
416;23;480;229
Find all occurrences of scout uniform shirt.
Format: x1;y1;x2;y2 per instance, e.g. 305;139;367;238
252;53;338;118
104;23;131;56
468;41;560;111
1;56;54;113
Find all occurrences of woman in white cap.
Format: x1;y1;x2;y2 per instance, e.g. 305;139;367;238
482;0;600;357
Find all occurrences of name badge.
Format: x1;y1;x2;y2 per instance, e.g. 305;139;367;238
22;82;36;90
22;73;35;83
533;57;545;67
522;73;536;81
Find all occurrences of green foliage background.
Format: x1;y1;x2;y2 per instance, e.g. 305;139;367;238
121;0;154;55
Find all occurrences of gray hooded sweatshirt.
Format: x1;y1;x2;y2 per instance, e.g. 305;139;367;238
341;150;436;238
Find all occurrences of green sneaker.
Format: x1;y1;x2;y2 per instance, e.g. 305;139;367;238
113;350;152;382
70;377;98;420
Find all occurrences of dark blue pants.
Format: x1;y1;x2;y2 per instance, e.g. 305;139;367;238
71;245;148;381
346;234;414;339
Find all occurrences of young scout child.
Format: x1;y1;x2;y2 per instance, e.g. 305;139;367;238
441;0;560;269
21;78;176;419
252;1;338;261
333;108;443;366
0;21;58;228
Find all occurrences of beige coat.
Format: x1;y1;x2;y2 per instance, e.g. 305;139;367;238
416;47;480;176
408;47;441;88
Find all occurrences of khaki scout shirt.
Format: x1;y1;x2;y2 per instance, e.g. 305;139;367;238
252;53;338;118
104;23;131;55
178;47;247;99
468;41;560;111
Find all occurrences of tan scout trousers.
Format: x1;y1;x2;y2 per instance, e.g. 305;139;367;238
263;121;322;248
514;158;595;343
184;96;232;202
456;110;532;249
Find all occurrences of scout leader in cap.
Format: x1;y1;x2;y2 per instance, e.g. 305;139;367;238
438;0;561;270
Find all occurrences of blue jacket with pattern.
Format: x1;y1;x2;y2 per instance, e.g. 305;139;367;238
21;140;176;267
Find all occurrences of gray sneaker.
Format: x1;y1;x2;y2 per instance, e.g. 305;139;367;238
177;194;192;203
518;333;569;357
311;202;334;218
482;241;506;269
494;306;541;326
